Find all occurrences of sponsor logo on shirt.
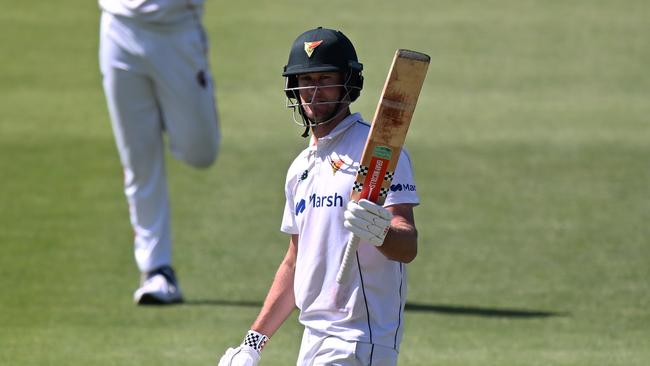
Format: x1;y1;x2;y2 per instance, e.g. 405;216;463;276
299;169;309;182
295;192;345;216
390;183;416;192
295;199;306;215
310;192;344;208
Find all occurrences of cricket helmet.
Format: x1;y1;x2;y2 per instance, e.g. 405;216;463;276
283;27;363;102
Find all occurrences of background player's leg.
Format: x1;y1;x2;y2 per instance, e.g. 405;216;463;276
102;67;172;274
102;65;183;305
99;13;175;279
149;22;221;168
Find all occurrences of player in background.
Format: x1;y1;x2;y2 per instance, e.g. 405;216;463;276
98;0;220;305
218;27;419;366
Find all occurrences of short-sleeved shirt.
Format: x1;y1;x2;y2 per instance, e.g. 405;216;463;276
281;113;419;350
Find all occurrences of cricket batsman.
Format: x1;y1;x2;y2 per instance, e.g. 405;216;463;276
218;27;420;366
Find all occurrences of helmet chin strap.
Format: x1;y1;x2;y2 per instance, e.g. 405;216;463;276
301;124;310;138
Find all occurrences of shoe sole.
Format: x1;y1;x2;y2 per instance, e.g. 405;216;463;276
136;293;184;306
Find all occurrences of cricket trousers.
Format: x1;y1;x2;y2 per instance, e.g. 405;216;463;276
297;327;399;366
99;11;220;272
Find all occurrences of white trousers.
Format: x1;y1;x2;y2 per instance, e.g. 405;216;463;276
297;327;399;366
99;12;220;272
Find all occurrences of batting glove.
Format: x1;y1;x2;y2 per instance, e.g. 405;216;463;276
217;330;268;366
343;199;393;246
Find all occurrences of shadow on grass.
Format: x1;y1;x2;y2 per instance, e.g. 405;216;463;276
183;299;261;308
181;299;565;318
403;302;565;318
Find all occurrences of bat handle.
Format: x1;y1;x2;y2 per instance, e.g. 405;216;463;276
336;235;361;284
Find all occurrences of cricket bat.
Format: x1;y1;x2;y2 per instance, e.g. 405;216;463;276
336;49;430;284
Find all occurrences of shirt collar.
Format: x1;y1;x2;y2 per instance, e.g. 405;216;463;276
308;113;362;151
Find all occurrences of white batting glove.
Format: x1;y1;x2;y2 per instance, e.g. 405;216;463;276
217;330;268;366
217;345;260;366
343;199;393;246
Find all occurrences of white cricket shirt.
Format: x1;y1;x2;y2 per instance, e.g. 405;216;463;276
281;113;419;350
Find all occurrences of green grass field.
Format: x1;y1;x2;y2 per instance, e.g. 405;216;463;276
1;1;649;365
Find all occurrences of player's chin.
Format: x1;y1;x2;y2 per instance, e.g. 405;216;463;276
303;111;327;124
307;106;337;122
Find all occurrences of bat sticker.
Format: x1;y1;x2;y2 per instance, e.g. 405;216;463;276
360;156;390;202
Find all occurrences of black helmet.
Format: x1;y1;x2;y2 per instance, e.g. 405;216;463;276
283;27;363;101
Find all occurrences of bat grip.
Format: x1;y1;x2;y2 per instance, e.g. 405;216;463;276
336;234;361;284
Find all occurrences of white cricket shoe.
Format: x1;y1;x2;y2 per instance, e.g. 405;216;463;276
133;265;183;305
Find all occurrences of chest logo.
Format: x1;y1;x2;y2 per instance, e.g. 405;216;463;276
295;199;306;215
294;193;345;217
329;159;345;175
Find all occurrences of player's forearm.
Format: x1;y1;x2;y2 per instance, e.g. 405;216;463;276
251;262;296;337
378;218;418;263
375;204;418;263
250;237;298;337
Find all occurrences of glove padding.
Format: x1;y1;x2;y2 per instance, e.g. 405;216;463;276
217;345;260;366
343;199;393;246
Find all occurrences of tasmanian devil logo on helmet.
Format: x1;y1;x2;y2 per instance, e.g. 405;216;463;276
304;40;323;57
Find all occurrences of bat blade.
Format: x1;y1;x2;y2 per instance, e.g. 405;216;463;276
336;49;430;284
